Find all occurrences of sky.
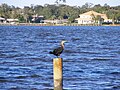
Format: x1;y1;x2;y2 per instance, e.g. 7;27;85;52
0;0;120;8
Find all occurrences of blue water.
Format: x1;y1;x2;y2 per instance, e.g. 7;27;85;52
0;26;120;90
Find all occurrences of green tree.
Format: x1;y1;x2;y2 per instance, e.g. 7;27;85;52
0;3;11;18
34;5;43;15
23;6;34;22
18;15;25;23
42;6;52;19
51;15;57;20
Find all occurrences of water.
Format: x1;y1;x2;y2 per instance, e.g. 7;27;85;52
0;26;120;90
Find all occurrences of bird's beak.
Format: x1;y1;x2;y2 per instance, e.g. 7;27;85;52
61;40;67;44
64;40;67;43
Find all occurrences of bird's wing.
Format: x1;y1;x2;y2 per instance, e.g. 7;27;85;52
53;47;63;54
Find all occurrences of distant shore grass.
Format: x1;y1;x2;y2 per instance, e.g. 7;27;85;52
0;23;120;26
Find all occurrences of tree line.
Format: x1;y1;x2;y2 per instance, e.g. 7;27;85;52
0;3;120;23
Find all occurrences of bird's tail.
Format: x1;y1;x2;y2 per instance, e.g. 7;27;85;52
49;51;53;54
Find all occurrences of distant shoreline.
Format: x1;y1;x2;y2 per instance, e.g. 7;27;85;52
0;23;120;26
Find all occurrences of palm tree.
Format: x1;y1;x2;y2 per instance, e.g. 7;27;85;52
91;14;103;25
91;13;96;24
51;15;56;20
55;0;66;4
96;15;103;25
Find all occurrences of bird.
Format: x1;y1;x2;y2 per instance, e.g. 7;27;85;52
49;40;67;57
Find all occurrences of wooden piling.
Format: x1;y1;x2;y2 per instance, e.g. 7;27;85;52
53;58;63;90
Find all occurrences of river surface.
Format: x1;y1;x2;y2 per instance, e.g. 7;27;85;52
0;26;120;90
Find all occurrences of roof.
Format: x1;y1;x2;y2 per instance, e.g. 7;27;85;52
75;18;92;21
7;19;19;22
32;15;44;18
0;17;5;20
80;10;108;19
81;11;101;15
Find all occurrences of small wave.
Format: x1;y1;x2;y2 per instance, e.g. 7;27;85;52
16;74;41;79
92;71;103;74
71;37;80;41
117;51;120;54
30;74;41;78
80;51;100;54
0;52;26;59
110;71;120;75
16;76;28;79
92;58;111;60
9;87;29;90
112;85;120;89
0;79;9;83
0;77;13;83
64;50;81;53
74;70;84;73
25;40;36;43
2;54;23;59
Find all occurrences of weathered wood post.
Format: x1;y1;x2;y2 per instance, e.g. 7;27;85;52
53;58;63;90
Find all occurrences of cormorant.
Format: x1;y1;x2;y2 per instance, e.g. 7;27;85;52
49;40;67;57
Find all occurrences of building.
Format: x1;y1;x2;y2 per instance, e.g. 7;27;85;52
31;15;44;23
44;19;68;24
75;10;108;25
0;17;5;23
6;19;19;24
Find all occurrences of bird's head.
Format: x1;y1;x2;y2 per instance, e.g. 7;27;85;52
61;40;67;45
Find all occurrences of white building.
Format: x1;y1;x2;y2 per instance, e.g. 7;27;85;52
44;19;68;24
31;15;44;23
0;17;5;23
75;10;108;24
7;19;19;24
